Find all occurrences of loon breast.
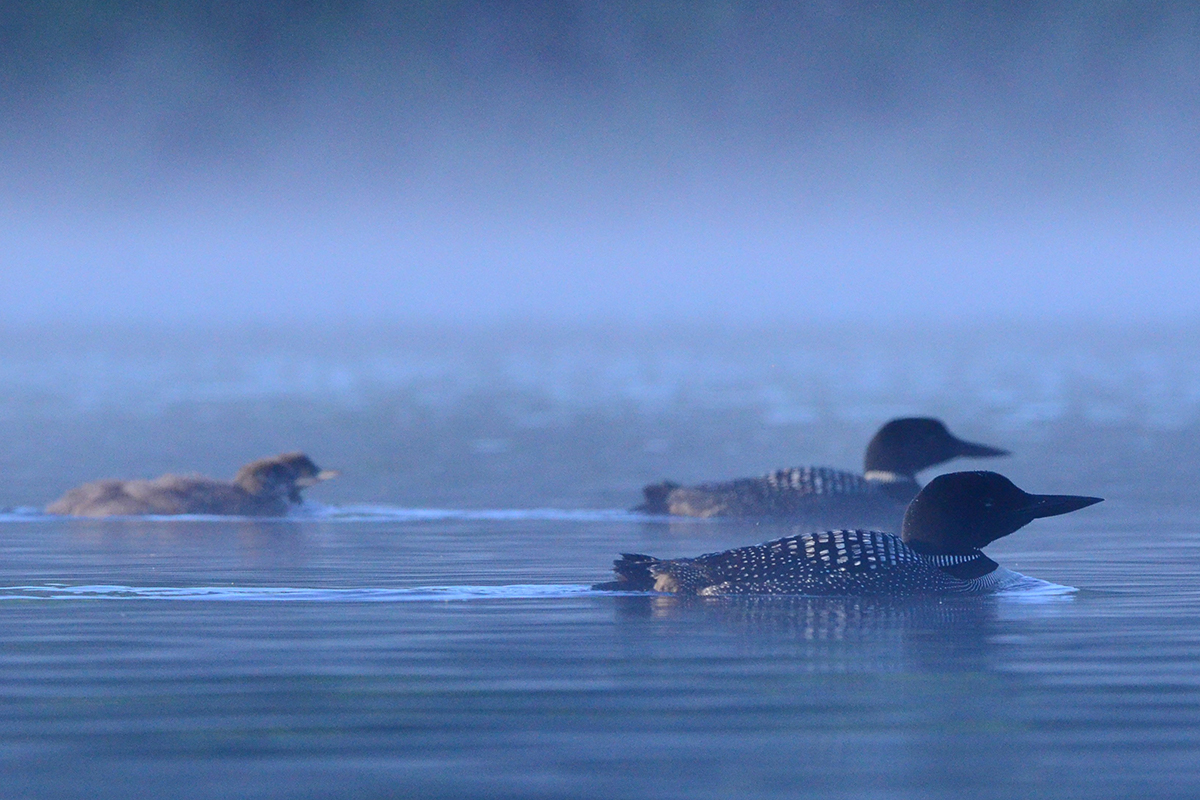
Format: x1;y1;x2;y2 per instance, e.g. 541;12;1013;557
649;530;995;596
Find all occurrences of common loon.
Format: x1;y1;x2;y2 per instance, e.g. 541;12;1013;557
637;417;1008;520
599;471;1101;596
45;452;338;517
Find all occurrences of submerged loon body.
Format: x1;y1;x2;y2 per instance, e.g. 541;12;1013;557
637;418;1008;522
599;471;1101;596
45;452;338;517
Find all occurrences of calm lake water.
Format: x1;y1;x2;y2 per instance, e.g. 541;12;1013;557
1;324;1199;798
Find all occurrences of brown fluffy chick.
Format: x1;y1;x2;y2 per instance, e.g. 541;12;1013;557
45;452;338;517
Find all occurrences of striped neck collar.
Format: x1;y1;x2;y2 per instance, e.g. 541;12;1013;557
905;540;997;577
920;551;987;567
863;470;914;484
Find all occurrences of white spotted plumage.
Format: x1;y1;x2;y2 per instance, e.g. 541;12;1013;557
762;466;871;495
657;466;917;518
646;529;995;596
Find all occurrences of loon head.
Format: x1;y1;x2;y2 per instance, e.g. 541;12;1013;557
901;470;1102;555
234;452;339;503
863;418;1009;479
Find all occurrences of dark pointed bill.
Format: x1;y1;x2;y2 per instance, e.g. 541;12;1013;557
1023;493;1104;519
953;439;1011;458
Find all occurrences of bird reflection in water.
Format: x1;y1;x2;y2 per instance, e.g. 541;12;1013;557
63;517;311;570
609;592;1071;674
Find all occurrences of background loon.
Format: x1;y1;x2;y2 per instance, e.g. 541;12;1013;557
636;417;1009;523
600;471;1101;596
45;452;339;517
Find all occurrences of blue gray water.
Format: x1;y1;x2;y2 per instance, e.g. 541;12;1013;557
2;324;1199;798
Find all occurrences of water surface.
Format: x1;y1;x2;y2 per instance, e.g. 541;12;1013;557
1;325;1198;798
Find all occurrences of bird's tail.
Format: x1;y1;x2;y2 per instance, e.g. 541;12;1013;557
592;553;659;591
633;481;679;513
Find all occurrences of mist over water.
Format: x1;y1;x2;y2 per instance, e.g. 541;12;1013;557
5;2;1200;324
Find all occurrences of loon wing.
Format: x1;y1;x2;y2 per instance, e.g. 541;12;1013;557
685;530;978;596
699;467;872;497
662;467;882;517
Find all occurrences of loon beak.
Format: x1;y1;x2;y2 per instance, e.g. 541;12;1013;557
295;469;340;487
1023;493;1104;519
953;439;1010;459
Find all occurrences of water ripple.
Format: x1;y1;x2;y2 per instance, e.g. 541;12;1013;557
0;583;597;601
0;580;1074;602
0;505;672;524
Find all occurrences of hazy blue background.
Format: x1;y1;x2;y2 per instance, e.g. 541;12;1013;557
4;1;1198;325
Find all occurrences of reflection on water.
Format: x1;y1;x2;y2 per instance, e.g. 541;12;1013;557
65;517;312;559
612;593;1080;676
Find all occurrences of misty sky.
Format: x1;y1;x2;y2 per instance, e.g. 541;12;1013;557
3;2;1199;325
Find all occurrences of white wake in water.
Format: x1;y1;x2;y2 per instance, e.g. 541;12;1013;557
985;567;1078;600
0;504;671;523
300;504;667;523
0;584;597;601
0;580;1074;602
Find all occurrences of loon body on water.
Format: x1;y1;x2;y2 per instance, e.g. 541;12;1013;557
599;471;1101;596
637;418;1008;521
45;452;338;517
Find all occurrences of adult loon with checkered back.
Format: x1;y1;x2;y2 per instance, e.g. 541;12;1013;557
637;417;1009;521
599;471;1101;596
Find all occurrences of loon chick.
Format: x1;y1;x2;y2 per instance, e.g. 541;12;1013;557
637;417;1008;518
45;452;339;517
599;471;1101;596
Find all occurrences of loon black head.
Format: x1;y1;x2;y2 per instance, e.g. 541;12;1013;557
234;452;339;503
863;418;1009;479
901;470;1102;555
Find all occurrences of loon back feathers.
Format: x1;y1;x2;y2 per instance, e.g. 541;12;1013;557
640;466;909;517
595;530;995;596
762;466;871;494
